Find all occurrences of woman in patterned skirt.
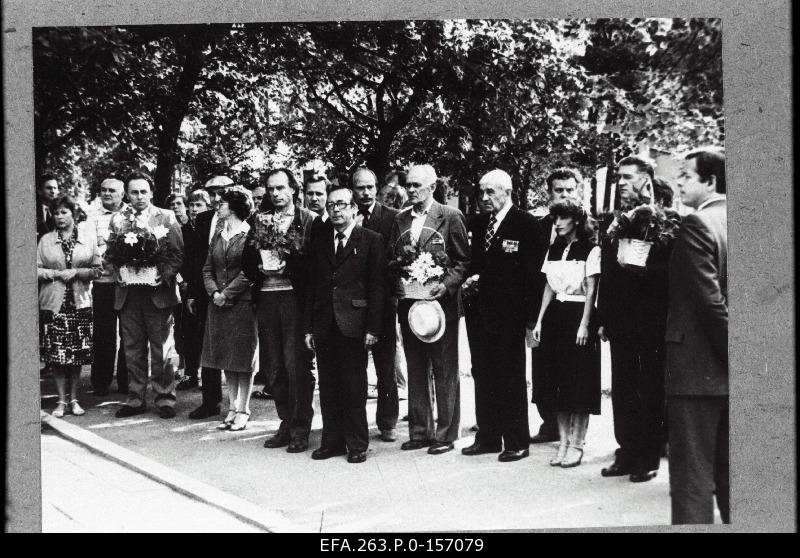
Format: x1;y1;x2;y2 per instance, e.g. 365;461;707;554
38;194;102;418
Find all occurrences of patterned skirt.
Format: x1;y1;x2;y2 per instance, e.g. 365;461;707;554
40;286;94;366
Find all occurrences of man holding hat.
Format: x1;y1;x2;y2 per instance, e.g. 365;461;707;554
388;164;470;455
462;170;541;462
184;174;233;419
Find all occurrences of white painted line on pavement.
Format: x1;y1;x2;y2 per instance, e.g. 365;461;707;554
41;411;303;533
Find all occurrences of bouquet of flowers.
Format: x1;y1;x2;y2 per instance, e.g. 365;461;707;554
389;234;452;299
248;213;304;270
105;213;180;285
609;204;680;269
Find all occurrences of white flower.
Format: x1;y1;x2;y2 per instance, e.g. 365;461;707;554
124;232;139;246
151;225;169;240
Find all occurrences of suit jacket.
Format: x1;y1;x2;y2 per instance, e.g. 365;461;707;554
388;200;470;321
180;211;216;301
468;206;541;330
107;205;184;311
202;226;253;303
304;223;385;340
362;202;399;325
36;198;56;242
241;205;316;309
665;198;727;396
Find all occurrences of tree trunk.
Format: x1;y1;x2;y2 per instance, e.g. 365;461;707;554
152;32;211;207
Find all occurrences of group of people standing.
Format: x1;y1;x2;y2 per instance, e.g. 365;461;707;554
36;147;728;524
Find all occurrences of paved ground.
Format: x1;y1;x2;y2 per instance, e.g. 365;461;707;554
40;327;672;532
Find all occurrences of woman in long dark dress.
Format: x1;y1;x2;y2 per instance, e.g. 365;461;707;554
38;194;102;417
200;187;259;431
532;199;601;468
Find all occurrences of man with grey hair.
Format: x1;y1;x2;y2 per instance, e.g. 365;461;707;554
89;177;129;395
462;170;540;461
388;164;470;455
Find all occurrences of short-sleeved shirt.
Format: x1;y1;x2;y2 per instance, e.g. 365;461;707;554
542;238;601;302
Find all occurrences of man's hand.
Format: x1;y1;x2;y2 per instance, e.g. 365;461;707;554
576;323;589;346
525;326;539;348
598;326;608;342
212;292;227;307
532;322;542;343
428;282;447;299
462;274;479;292
186;298;197;316
364;332;378;349
304;334;315;351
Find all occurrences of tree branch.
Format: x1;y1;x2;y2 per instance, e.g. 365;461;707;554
300;68;373;135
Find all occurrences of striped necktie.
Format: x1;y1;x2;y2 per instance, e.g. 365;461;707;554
484;214;497;251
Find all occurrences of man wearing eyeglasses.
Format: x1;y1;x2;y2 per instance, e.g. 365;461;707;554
388;164;470;455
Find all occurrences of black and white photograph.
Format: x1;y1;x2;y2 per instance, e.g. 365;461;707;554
3;0;794;535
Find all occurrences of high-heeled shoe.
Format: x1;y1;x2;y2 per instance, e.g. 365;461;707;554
550;443;568;466
217;409;237;430
561;446;584;468
52;400;67;419
69;399;85;416
229;411;250;431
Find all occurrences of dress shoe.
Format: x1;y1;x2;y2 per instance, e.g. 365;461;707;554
530;432;559;444
601;461;633;477
93;387;110;396
189;405;220;420
498;449;530;462
263;433;291;448
251;389;273;400
286;439;309;453
115;404;147;418
550;444;568;466
69;399;85;416
379;429;397;442
400;439;432;451
217;409;237;430
462;442;501;456
159;406;176;419
560;447;584;468
311;447;347;460
229;411;250;431
428;442;454;455
176;376;199;391
629;470;658;483
347;450;367;464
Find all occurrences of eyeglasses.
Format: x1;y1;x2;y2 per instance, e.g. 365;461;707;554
325;201;352;211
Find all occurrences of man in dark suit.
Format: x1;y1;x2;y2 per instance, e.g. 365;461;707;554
304;186;385;464
351;167;401;443
530;168;584;444
388;164;470;455
597;157;674;483
242;168;317;453
665;149;728;524
461;170;540;462
36;173;59;241
108;171;184;419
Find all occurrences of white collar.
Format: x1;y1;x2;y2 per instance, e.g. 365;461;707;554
333;219;357;243
696;194;726;211
320;212;329;222
221;219;250;241
491;200;513;225
411;198;434;218
360;201;377;216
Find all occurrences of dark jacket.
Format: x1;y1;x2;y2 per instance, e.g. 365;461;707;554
36;197;56;242
665;198;728;396
468;206;542;329
304;224;385;340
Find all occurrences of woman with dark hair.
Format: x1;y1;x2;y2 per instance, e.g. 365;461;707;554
532;198;601;468
38;194;102;417
200;187;259;431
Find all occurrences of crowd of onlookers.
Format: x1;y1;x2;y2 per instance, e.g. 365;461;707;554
36;148;728;524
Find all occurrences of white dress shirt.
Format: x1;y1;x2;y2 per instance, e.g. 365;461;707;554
333;219;358;248
409;199;434;244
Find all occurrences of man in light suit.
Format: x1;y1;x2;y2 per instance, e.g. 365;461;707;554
351;166;402;443
108;171;184;419
304;185;385;464
665;149;728;524
462;170;541;462
388;164;470;455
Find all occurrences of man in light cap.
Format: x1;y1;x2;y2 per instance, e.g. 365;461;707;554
462;170;541;461
184;174;233;418
388;164;470;455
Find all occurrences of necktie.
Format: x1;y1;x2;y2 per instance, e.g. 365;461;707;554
484;214;497;251
335;232;345;262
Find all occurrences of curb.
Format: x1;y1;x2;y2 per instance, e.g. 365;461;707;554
41;411;302;533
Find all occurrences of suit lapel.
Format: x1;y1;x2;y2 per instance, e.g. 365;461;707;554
335;225;361;267
491;206;517;250
418;201;445;250
365;203;381;231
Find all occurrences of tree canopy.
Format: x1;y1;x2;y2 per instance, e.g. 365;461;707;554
33;18;723;209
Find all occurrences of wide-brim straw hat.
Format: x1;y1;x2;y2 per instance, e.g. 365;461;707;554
407;300;446;344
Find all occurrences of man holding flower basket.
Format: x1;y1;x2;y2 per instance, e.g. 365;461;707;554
105;171;184;419
387;164;470;456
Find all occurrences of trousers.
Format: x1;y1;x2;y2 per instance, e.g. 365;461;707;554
90;282;128;391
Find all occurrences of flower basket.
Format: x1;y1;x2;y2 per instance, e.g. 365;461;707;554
402;280;435;300
617;238;652;268
119;265;159;286
260;249;283;271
